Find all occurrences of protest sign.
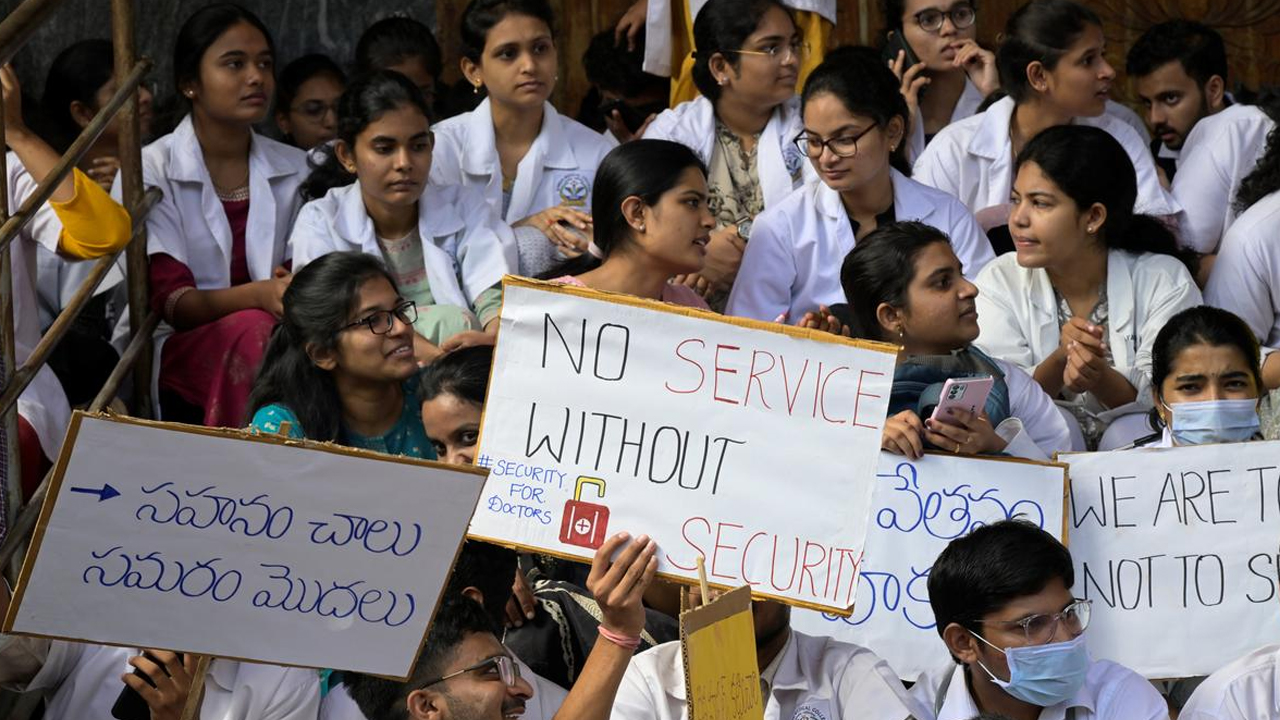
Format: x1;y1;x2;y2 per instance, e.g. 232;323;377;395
3;412;485;680
792;452;1067;679
468;278;898;613
681;585;764;720
1062;441;1280;678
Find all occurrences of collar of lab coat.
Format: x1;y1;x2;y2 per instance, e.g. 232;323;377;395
813;169;940;224
909;77;985;162
460;98;578;177
658;629;808;702
167;114;301;184
936;664;1097;720
966;96;1017;163
332;181;470;307
1023;248;1136;369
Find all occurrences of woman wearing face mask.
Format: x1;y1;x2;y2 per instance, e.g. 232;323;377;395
727;47;994;323
974;125;1201;451
881;0;997;163
248;251;433;457
143;3;309;427
1135;306;1264;448
641;0;817;309
274;53;345;150
842;221;1068;461
291;71;514;363
540;139;714;309
914;0;1177;234
430;0;614;278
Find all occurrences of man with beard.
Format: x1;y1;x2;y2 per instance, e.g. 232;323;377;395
1128;21;1274;262
609;594;915;720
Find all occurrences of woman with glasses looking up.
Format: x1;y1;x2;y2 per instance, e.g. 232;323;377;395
641;0;818;310
247;251;435;458
727;47;994;324
274;53;345;150
881;0;997;162
293;71;513;365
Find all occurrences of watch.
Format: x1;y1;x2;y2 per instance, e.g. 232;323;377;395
736;218;753;241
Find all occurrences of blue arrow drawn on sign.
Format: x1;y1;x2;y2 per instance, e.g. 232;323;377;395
69;484;120;502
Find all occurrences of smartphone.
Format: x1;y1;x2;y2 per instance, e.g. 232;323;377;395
882;30;922;70
929;376;994;425
111;651;184;720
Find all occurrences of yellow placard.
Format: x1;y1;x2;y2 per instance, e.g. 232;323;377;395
681;585;765;720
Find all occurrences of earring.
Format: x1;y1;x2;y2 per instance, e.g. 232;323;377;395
897;327;905;340
1087;225;1097;234
638;223;646;232
473;81;482;95
185;90;194;98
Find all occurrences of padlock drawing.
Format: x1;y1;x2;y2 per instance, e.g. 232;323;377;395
559;476;610;550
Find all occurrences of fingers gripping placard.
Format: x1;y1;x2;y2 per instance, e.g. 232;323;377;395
469;278;898;612
3;413;486;680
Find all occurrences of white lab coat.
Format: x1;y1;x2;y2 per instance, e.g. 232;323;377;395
906;78;986;164
6;153;72;461
974;250;1202;423
643;95;817;210
641;0;838;77
290;181;516;310
913;96;1180;219
1106;99;1152;145
725;170;994;322
320;653;566;720
1204;189;1280;351
610;630;915;720
1172;104;1274;254
137;115;308;414
908;659;1169;720
430;98;614;226
0;638;319;720
1179;643;1280;720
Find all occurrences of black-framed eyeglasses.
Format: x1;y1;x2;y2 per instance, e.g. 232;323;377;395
983;599;1092;646
724;39;810;64
420;655;521;689
793;123;879;160
339;300;417;335
292;99;339;122
914;3;976;33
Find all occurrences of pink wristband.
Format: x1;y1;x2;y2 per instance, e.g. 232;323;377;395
598;625;642;650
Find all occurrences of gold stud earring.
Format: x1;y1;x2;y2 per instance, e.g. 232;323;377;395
473;81;482;95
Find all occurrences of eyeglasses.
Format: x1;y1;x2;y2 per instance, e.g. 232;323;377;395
724;39;809;64
914;4;977;33
984;599;1092;646
339;300;417;335
793;123;879;160
292;99;339;122
420;655;522;689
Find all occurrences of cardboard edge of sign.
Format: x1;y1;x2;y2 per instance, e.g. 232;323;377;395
2;410;486;682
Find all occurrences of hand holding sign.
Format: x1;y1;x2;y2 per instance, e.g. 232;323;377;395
588;532;659;640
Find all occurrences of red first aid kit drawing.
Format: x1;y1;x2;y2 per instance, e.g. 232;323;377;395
559;476;609;549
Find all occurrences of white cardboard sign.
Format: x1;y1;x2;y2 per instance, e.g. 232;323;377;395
468;278;898;612
1062;441;1280;678
792;452;1067;678
4;413;485;680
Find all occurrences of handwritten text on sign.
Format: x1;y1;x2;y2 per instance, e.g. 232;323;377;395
3;413;484;679
1063;441;1280;678
792;453;1067;679
469;278;897;611
682;586;764;720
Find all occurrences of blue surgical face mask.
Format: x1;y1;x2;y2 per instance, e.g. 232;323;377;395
971;631;1091;707
1164;398;1261;446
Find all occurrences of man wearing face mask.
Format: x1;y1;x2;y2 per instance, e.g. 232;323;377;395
907;520;1166;720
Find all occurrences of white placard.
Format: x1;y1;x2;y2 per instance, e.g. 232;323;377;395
4;413;485;680
1062;441;1280;678
469;278;897;612
792;452;1067;678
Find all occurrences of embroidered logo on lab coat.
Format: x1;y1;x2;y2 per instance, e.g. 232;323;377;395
793;699;832;720
557;173;591;206
784;144;805;184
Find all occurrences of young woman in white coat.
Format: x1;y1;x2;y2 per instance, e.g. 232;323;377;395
290;71;514;363
842;221;1070;461
1204;129;1280;390
974;125;1201;451
641;0;817;308
726;46;994;323
430;0;613;278
142;4;309;428
881;0;998;163
914;0;1178;236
